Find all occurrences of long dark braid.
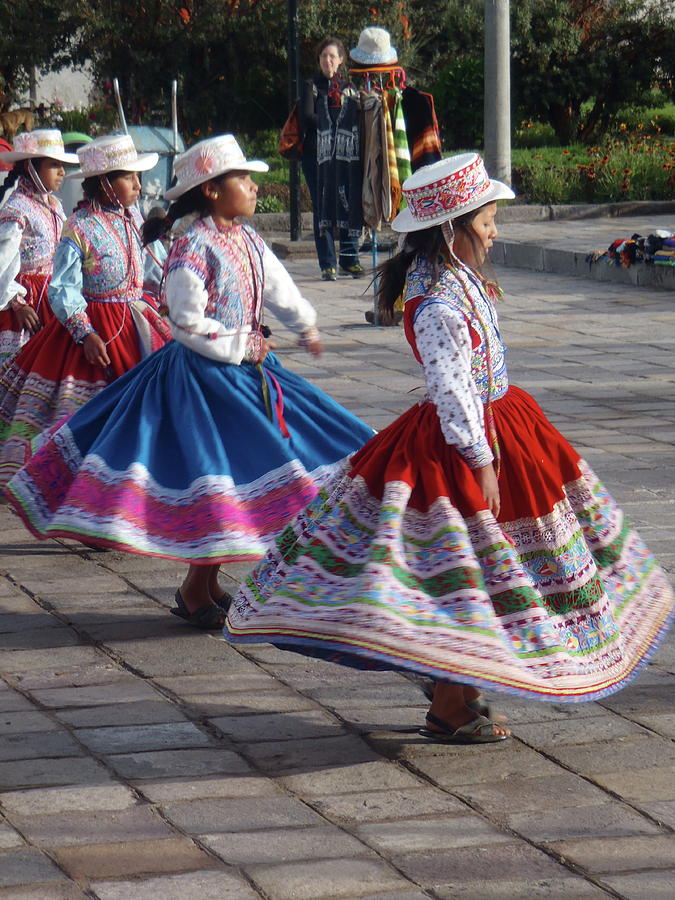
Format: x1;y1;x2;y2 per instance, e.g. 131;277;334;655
376;225;446;325
142;176;227;245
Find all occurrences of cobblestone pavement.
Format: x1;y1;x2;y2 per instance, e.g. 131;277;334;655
1;257;674;899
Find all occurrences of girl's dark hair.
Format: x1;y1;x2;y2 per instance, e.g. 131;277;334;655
376;207;486;324
141;175;227;245
81;170;130;202
376;226;445;325
315;36;347;64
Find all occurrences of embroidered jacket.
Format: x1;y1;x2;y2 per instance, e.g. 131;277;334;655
164;217;317;364
48;203;165;343
0;177;65;308
406;255;508;468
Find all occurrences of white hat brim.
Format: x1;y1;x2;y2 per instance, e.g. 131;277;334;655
65;151;159;179
164;160;269;202
0;149;79;164
391;179;515;232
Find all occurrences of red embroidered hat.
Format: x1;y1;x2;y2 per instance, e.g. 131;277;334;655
391;153;514;233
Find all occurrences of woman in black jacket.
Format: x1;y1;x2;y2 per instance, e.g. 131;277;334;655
301;37;363;281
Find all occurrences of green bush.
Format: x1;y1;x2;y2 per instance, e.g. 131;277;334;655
512;135;675;204
255;195;285;214
431;57;484;150
513;120;558;149
613;104;675;137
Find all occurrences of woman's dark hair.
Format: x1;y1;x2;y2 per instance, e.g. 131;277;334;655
376;206;487;324
315;36;347;65
81;170;130;202
141;174;227;245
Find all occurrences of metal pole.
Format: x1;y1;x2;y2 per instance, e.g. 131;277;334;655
484;0;511;184
113;79;129;135
171;80;179;153
287;0;302;240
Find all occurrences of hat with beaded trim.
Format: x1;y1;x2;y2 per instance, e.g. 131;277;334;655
391;153;515;233
350;27;398;66
0;129;78;164
66;134;158;179
164;135;268;202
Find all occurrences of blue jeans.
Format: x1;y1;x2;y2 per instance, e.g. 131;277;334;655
302;156;360;271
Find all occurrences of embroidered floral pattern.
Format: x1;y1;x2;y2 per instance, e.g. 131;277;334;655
0;178;65;275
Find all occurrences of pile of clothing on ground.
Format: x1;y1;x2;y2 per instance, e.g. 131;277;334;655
588;229;675;268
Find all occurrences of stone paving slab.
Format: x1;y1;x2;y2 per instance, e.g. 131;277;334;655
55;699;190;729
160;796;327;834
0;784;138;815
1;259;674;897
91;870;260;900
306;787;468;825
74;721;212;755
0;886;89;899
52;837;223;881
108;747;251;781
10;805;175;848
0;847;67;887
507;801;663;842
434;880;610;899
546;834;675;874
244;857;412;900
201;824;372;865
0;756;115;792
599;871;675;899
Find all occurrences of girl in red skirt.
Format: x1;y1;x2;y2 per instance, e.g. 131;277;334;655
225;153;673;744
0;130;77;362
0;133;171;486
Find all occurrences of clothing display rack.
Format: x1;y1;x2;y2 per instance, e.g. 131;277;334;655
349;65;407;325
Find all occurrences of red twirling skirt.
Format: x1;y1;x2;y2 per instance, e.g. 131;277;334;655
0;298;171;486
0;272;56;363
226;385;674;702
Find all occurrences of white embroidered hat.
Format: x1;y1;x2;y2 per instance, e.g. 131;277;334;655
391;153;515;233
164;135;269;202
0;129;78;164
66;134;158;178
350;27;398;66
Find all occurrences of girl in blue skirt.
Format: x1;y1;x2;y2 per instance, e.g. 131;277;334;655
7;135;374;630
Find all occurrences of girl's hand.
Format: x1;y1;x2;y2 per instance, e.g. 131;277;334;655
298;327;322;358
258;338;272;363
304;337;323;358
475;462;500;518
82;333;111;368
14;305;41;334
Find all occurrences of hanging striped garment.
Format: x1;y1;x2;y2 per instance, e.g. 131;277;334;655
383;96;401;220
392;90;412;189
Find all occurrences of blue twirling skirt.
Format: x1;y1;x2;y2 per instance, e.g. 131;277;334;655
6;342;375;563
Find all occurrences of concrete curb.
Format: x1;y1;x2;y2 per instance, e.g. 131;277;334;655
246;200;675;234
491;239;675;291
260;200;675;290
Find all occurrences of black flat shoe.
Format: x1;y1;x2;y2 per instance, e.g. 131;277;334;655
170;590;225;631
213;590;233;612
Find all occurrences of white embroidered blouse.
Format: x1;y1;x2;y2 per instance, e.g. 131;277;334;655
164;217;317;364
406;256;509;469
